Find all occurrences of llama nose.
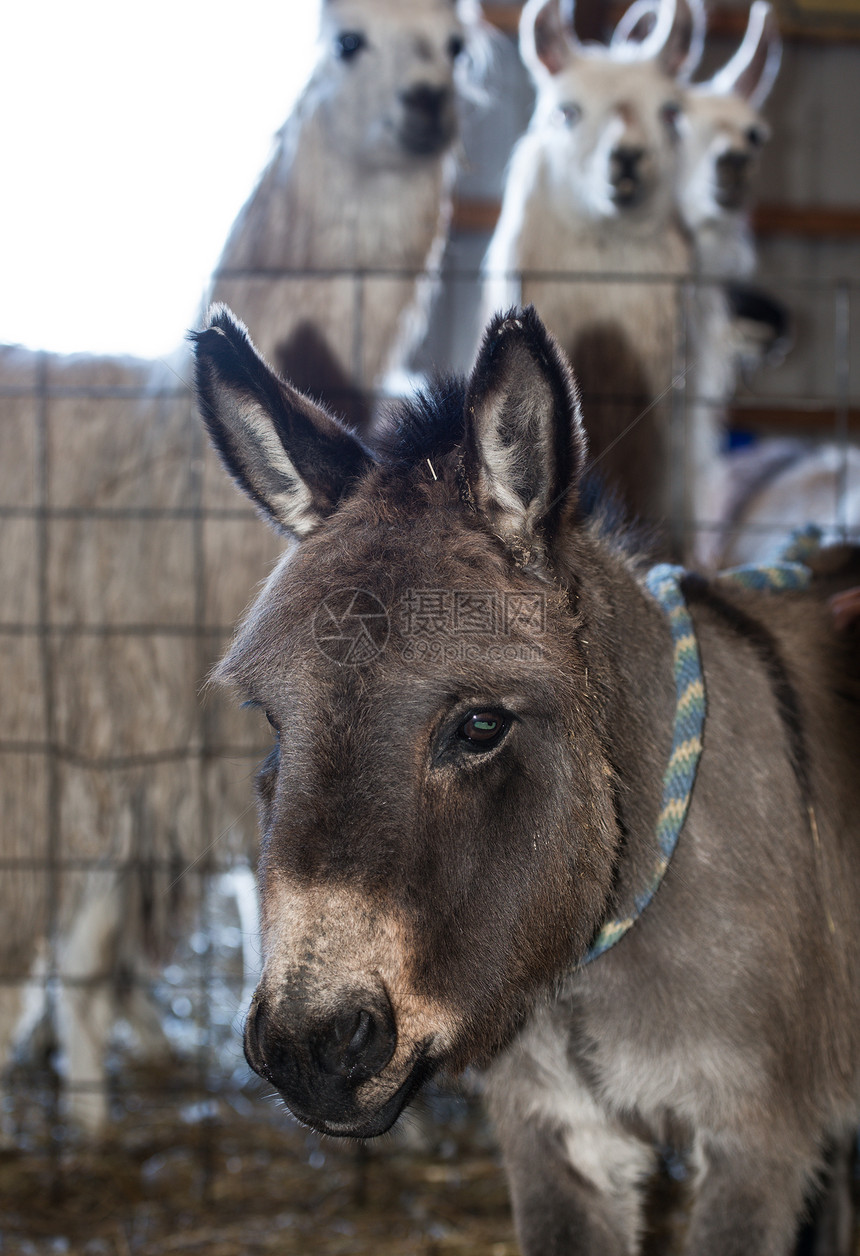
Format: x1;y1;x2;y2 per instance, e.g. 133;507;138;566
715;150;753;207
718;149;753;176
313;1003;397;1081
612;146;645;181
400;83;448;119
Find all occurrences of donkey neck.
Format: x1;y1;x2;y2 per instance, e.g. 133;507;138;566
566;535;678;946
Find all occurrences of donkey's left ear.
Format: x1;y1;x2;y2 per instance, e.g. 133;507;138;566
192;306;373;539
463;307;586;566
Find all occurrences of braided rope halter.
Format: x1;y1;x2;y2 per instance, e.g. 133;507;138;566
582;555;812;965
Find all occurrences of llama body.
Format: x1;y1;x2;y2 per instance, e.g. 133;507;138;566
212;0;479;428
195;302;860;1253
718;439;860;566
0;1;485;1133
0;339;276;1132
676;3;783;560
481;0;693;536
608;0;783;559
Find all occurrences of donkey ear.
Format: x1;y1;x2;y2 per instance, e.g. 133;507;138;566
192;305;373;538
463;307;586;563
707;1;782;109
520;0;577;79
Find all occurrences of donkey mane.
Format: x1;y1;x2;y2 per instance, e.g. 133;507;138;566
372;376;468;467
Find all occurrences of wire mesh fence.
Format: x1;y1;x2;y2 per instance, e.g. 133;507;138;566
0;261;858;1253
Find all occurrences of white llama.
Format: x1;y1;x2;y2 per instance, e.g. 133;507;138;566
211;0;482;430
481;0;695;538
0;1;486;1136
677;1;783;561
610;0;783;558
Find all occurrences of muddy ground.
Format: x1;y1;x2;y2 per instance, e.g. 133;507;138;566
0;1057;697;1256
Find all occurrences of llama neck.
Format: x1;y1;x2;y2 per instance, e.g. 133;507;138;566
218;105;453;276
689;213;756;279
509;143;689;275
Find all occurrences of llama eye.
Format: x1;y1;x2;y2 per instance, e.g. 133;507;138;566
335;31;367;61
556;102;582;127
448;34;466;59
458;712;508;747
745;125;766;148
660;101;682;132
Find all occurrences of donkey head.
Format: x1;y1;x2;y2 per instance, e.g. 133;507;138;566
677;1;781;224
520;0;695;219
194;305;621;1137
315;0;476;162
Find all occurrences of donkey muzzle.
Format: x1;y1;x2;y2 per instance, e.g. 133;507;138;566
244;988;430;1137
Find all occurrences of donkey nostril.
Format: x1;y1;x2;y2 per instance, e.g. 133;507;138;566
315;1003;396;1082
348;1009;373;1057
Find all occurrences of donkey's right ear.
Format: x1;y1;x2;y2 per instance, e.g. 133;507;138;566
191;306;373;539
463;307;587;567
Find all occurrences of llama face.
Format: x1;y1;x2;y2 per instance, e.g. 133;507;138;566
675;1;781;228
520;0;692;223
316;0;471;163
533;53;683;221
677;89;769;222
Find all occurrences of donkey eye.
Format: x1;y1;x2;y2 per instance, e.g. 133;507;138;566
745;125;766;148
556;102;582;127
265;710;280;734
335;31;367;60
458;711;508;748
448;33;466;59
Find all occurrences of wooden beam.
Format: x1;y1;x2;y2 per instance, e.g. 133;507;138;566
752;205;860;238
730;405;860;435
480;1;860;42
451;197;860;240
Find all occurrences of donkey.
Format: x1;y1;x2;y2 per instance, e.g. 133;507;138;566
210;0;481;430
481;0;695;543
195;301;860;1254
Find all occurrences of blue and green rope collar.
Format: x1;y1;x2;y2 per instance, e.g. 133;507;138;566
582;554;813;965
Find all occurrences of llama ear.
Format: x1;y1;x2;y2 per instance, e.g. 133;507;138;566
616;0;705;81
192;305;373;539
520;0;577;79
463;307;586;563
611;0;660;49
707;1;781;109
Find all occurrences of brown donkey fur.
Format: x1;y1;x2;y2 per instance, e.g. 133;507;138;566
193;303;860;1255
